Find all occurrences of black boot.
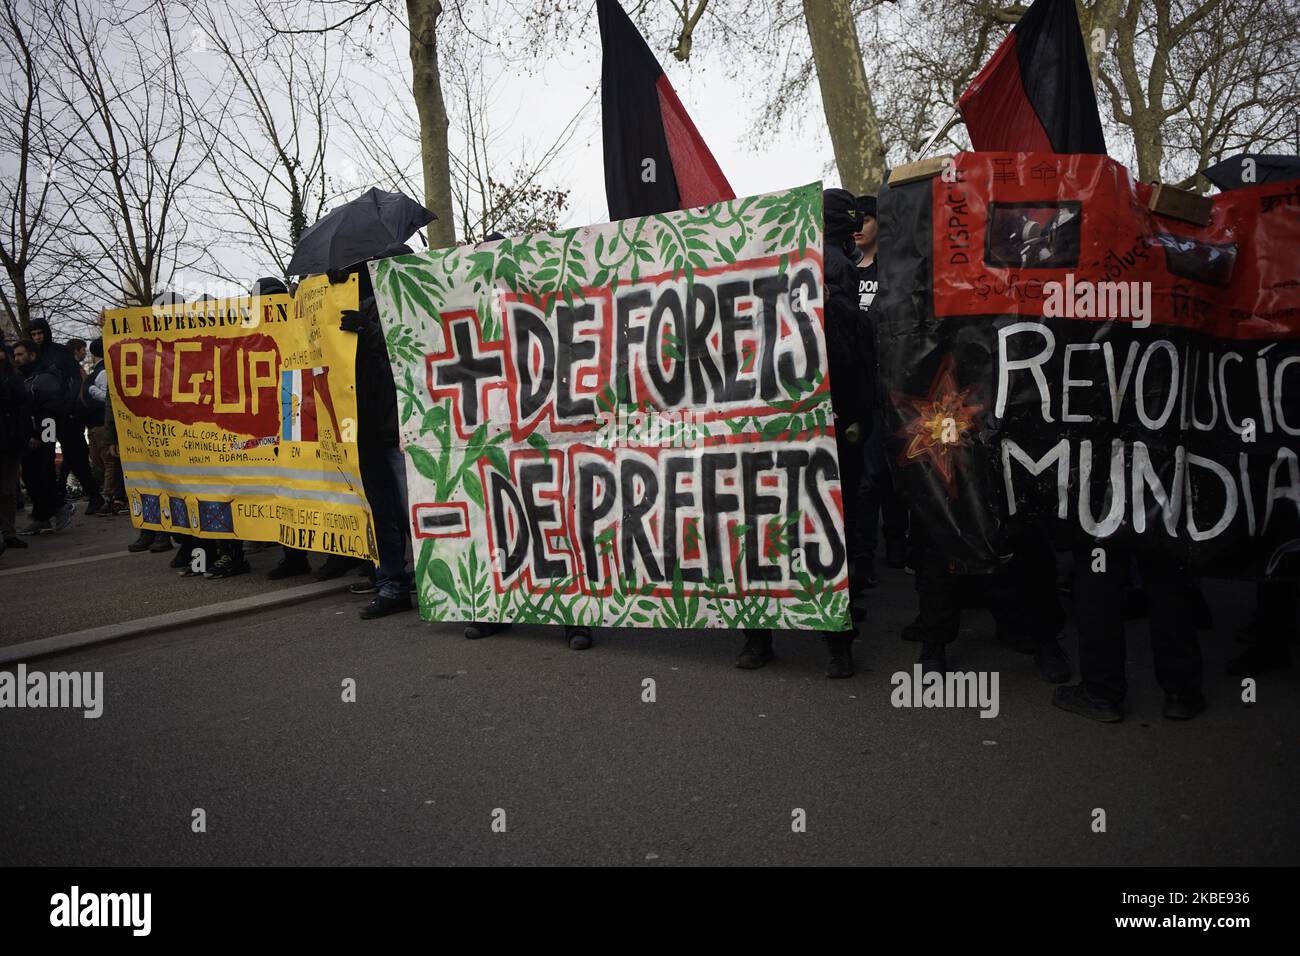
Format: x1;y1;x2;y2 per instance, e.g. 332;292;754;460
1162;692;1207;721
464;622;511;640
824;633;855;679
567;626;593;650
127;530;156;553
1052;683;1123;723
359;592;412;619
149;532;173;553
735;629;774;669
268;550;313;580
314;554;359;581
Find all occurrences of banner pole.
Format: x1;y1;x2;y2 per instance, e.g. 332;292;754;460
919;106;960;159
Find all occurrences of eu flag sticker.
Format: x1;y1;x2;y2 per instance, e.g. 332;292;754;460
169;496;191;528
141;493;162;524
198;499;234;534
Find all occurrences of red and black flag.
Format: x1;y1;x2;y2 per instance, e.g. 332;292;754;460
596;0;734;221
958;0;1106;154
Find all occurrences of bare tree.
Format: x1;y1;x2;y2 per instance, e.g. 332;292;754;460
188;0;340;280
257;0;464;247
49;0;215;309
1156;0;1300;189
0;0;92;337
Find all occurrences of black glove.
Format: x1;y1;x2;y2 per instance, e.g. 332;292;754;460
339;309;372;333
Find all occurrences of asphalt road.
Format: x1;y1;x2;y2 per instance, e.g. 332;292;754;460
1;512;1296;865
0;507;350;644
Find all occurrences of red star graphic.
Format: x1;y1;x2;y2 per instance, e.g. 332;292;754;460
890;356;983;498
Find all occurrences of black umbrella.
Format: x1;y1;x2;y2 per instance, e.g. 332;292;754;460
286;187;435;277
1201;153;1300;192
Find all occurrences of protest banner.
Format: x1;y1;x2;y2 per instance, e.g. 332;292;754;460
372;183;852;629
101;274;376;560
877;153;1300;577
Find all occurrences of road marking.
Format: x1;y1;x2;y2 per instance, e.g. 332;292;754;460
0;549;131;579
0;579;355;664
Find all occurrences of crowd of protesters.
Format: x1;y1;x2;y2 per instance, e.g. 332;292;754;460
1;194;1294;724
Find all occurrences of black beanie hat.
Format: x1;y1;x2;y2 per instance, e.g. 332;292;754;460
27;317;51;335
856;194;877;220
90;337;104;358
823;188;864;243
250;276;288;296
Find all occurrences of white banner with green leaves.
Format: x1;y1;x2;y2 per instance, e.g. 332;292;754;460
372;182;850;631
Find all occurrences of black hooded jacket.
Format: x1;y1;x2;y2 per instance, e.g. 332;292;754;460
821;189;876;432
27;320;82;416
0;358;34;452
332;260;402;450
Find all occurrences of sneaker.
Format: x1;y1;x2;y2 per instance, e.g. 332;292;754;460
212;559;250;579
1162;692;1207;721
1052;683;1123;723
919;642;947;676
18;518;50;535
464;621;511;640
85;497;104;517
50;504;74;532
149;534;173;553
360;593;412;619
3;536;29;549
735;630;774;669
168;547;191;570
348;578;378;595
206;553;233;578
567;626;593;650
267;555;313;580
825;636;855;679
1034;639;1071;683
127;531;155;552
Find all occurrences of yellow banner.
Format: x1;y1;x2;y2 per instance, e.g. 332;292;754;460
101;275;376;560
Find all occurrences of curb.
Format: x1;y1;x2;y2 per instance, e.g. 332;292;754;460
0;579;356;665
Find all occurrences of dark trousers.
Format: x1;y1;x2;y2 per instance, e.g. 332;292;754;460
1072;544;1203;703
1247;581;1298;648
21;440;63;521
859;414;908;558
57;416;98;502
904;524;1062;646
359;443;411;598
837;431;864;570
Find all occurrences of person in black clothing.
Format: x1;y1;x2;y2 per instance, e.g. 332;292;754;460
1054;543;1205;722
333;248;414;619
0;341;34;555
903;519;1070;683
735;188;873;678
83;338;126;515
122;295;181;555
1229;581;1295;675
12;339;73;534
28;318;101;515
853;194;908;584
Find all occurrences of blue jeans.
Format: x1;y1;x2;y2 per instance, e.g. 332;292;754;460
359;444;411;599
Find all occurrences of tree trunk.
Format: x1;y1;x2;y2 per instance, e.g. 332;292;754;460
1078;0;1122;88
802;0;886;194
407;0;456;248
